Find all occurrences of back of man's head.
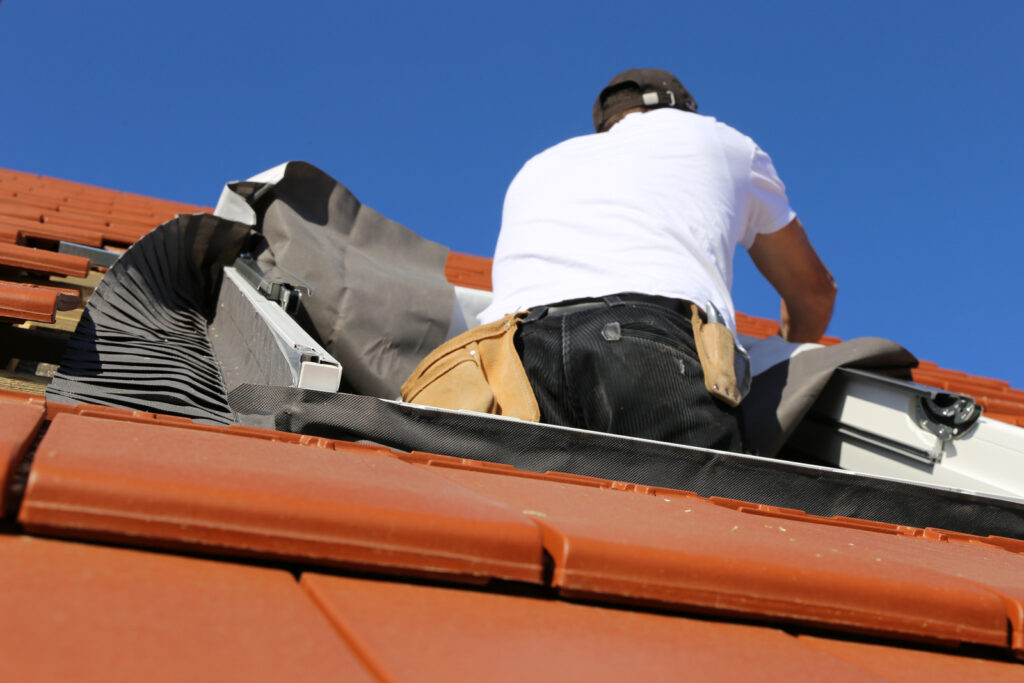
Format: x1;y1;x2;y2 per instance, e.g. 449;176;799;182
592;68;698;133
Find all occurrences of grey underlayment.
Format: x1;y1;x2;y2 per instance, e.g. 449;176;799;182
47;213;250;423
222;161;455;398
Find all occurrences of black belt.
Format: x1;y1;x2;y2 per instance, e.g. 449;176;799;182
525;293;696;322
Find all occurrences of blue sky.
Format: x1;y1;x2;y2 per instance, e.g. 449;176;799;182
2;2;1021;388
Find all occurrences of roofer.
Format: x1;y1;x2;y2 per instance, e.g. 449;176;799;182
475;68;836;452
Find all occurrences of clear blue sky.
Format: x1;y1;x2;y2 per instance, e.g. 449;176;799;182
2;1;1021;388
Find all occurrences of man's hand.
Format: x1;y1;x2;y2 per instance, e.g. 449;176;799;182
748;218;836;343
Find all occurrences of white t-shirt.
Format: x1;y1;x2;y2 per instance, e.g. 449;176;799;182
479;108;796;334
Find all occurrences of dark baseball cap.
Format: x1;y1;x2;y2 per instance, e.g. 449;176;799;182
592;68;698;132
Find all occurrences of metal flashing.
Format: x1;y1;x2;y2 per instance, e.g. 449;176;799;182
219;265;341;392
57;241;121;268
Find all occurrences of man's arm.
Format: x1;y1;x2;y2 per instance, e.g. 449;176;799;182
747;218;836;343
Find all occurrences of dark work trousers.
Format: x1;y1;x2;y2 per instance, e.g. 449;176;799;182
515;294;744;452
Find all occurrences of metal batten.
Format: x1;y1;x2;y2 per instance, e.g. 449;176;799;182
57;241;121;269
219;265;341;392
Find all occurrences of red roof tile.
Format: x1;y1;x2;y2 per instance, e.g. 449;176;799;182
445;250;493;290
0;403;44;516
0;198;46;223
40;213;143;245
0;169;209;248
0;193;59;214
0;241;90;277
0;169;208;216
0;213;106;246
6;394;1023;656
302;573;883;681
799;635;1024;680
20;413;545;584
0;281;80;323
0;389;47;407
736;310;781;337
0;536;373;682
426;466;1024;652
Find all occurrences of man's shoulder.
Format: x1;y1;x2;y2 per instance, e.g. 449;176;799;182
517;110;762;178
620;109;757;150
518;129;611;170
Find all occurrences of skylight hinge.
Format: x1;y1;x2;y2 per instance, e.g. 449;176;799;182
915;393;982;462
233;255;311;315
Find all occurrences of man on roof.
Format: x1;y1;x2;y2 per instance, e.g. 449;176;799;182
476;68;836;452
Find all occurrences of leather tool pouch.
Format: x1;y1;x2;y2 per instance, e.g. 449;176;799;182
400;312;541;421
689;303;742;407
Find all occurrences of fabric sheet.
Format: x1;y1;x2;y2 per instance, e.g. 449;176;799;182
217;161;454;398
742;337;918;458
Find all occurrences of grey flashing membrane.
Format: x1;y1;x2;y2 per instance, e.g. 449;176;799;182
213;258;341;393
784;367;1024;501
213;161;454;399
47;213;253;424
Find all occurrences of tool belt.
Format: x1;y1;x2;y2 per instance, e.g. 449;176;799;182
400;311;540;421
688;302;743;407
401;295;747;419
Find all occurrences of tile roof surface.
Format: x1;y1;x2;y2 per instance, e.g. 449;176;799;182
0;535;373;682
1;168;1023;678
